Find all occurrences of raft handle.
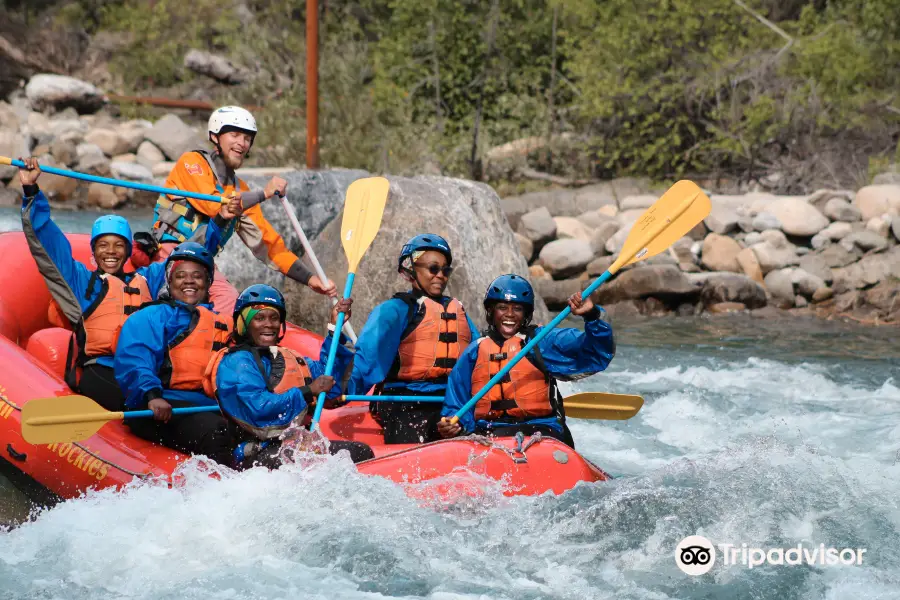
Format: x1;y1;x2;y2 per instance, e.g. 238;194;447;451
6;443;26;462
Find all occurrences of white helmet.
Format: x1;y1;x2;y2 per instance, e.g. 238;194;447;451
208;106;258;138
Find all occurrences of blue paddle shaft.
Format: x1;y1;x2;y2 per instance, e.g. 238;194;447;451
342;395;443;402
9;158;225;203
453;269;614;420
311;273;355;431
123;406;220;419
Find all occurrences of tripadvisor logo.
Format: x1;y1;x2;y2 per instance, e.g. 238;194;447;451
675;535;867;575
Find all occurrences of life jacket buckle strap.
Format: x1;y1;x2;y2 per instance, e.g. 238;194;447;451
123;306;139;315
214;322;229;331
490;352;507;361
433;357;456;369
438;332;458;343
124;286;142;294
440;312;457;320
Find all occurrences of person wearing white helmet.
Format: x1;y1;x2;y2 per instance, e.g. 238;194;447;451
151;105;337;317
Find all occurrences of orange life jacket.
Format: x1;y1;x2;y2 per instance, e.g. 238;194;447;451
389;294;472;383
472;334;553;421
78;272;152;361
204;345;313;398
162;304;232;391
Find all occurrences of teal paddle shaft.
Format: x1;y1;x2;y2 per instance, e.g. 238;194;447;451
341;395;443;402
126;406;220;419
310;274;355;431
452;269;613;421
7;157;225;203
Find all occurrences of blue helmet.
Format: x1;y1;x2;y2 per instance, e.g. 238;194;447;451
233;284;286;321
484;274;535;310
165;242;215;282
90;215;133;256
398;234;452;274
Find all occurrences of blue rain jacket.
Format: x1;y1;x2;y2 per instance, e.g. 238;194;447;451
214;335;353;434
347;294;480;396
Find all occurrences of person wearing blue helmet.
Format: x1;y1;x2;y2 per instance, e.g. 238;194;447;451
114;241;236;464
203;284;375;468
347;233;480;444
437;274;616;447
18;158;239;411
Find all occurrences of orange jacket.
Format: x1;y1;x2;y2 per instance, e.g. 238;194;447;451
79;273;152;360
471;334;552;421
392;296;472;382
163;305;232;391
157;151;302;276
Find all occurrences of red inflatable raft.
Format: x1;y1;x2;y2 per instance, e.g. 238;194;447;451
0;231;609;505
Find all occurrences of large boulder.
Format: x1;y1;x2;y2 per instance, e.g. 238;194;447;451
751;211;782;232
592;265;700;305
854;184;900;221
84;128;130;157
704;202;740;234
110;161;153;182
533;277;583;310
831;246;900;293
749;241;800;274
823;197;861;222
117;120;154;152
517;206;557;245
514;233;533;262
815;244;862;269
226;172;548;332
766;197;829;236
798;253;833;285
763;269;795;307
144;114;207;160
691;272;767;309
736;247;764;283
552;216;593;242
539;239;594;279
840;231;888;253
500;178;643;228
24;74;105;113
136;141;166;169
700;233;742;272
589;221;620;255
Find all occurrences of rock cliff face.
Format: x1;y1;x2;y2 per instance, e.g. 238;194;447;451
216;171;546;332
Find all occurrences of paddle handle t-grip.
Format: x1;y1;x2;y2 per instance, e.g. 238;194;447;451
310;274;355;431
1;155;229;204
275;191;358;343
452;193;698;423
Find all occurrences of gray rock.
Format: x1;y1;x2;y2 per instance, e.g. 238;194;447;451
866;216;892;238
744;231;762;245
110;161;153;182
117;120;153;152
697;272;767;309
539;239;595;279
0;131;30;180
84;128;130;157
893;216;900;243
791;268;827;298
49;138;77;166
586;255;615;277
764;269;796;307
589;221;620;256
815;244;862;269
751;211;782;232
576;208;617;230
807;189;855;211
75;142;110;174
24;74;105;113
798;253;833;285
767;197;830;236
704;203;740;234
514;232;533;262
184;49;248;84
760;228;790;249
255;172;546;331
533;277;584;311
0;186;18;207
553;216;593;241
831;246;900;293
795;295;808;308
592;265;700;305
823;197;862;222
750;241;800;274
136;140;166;168
819;221;853;241
517;206;557;244
812;287;834;303
619;194;656;210
701;233;742;272
501;181;620;228
144;114;207;161
810;233;830;250
841;231;888;253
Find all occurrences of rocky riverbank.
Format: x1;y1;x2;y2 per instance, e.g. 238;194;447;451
502;182;900;324
2;73;899;326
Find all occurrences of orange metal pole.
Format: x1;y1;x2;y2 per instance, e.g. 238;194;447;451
306;0;320;169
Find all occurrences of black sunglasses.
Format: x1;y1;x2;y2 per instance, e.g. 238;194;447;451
414;262;454;277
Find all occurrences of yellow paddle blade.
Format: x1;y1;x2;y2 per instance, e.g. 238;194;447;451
562;392;644;421
21;395;122;445
341;177;390;273
610;180;711;273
